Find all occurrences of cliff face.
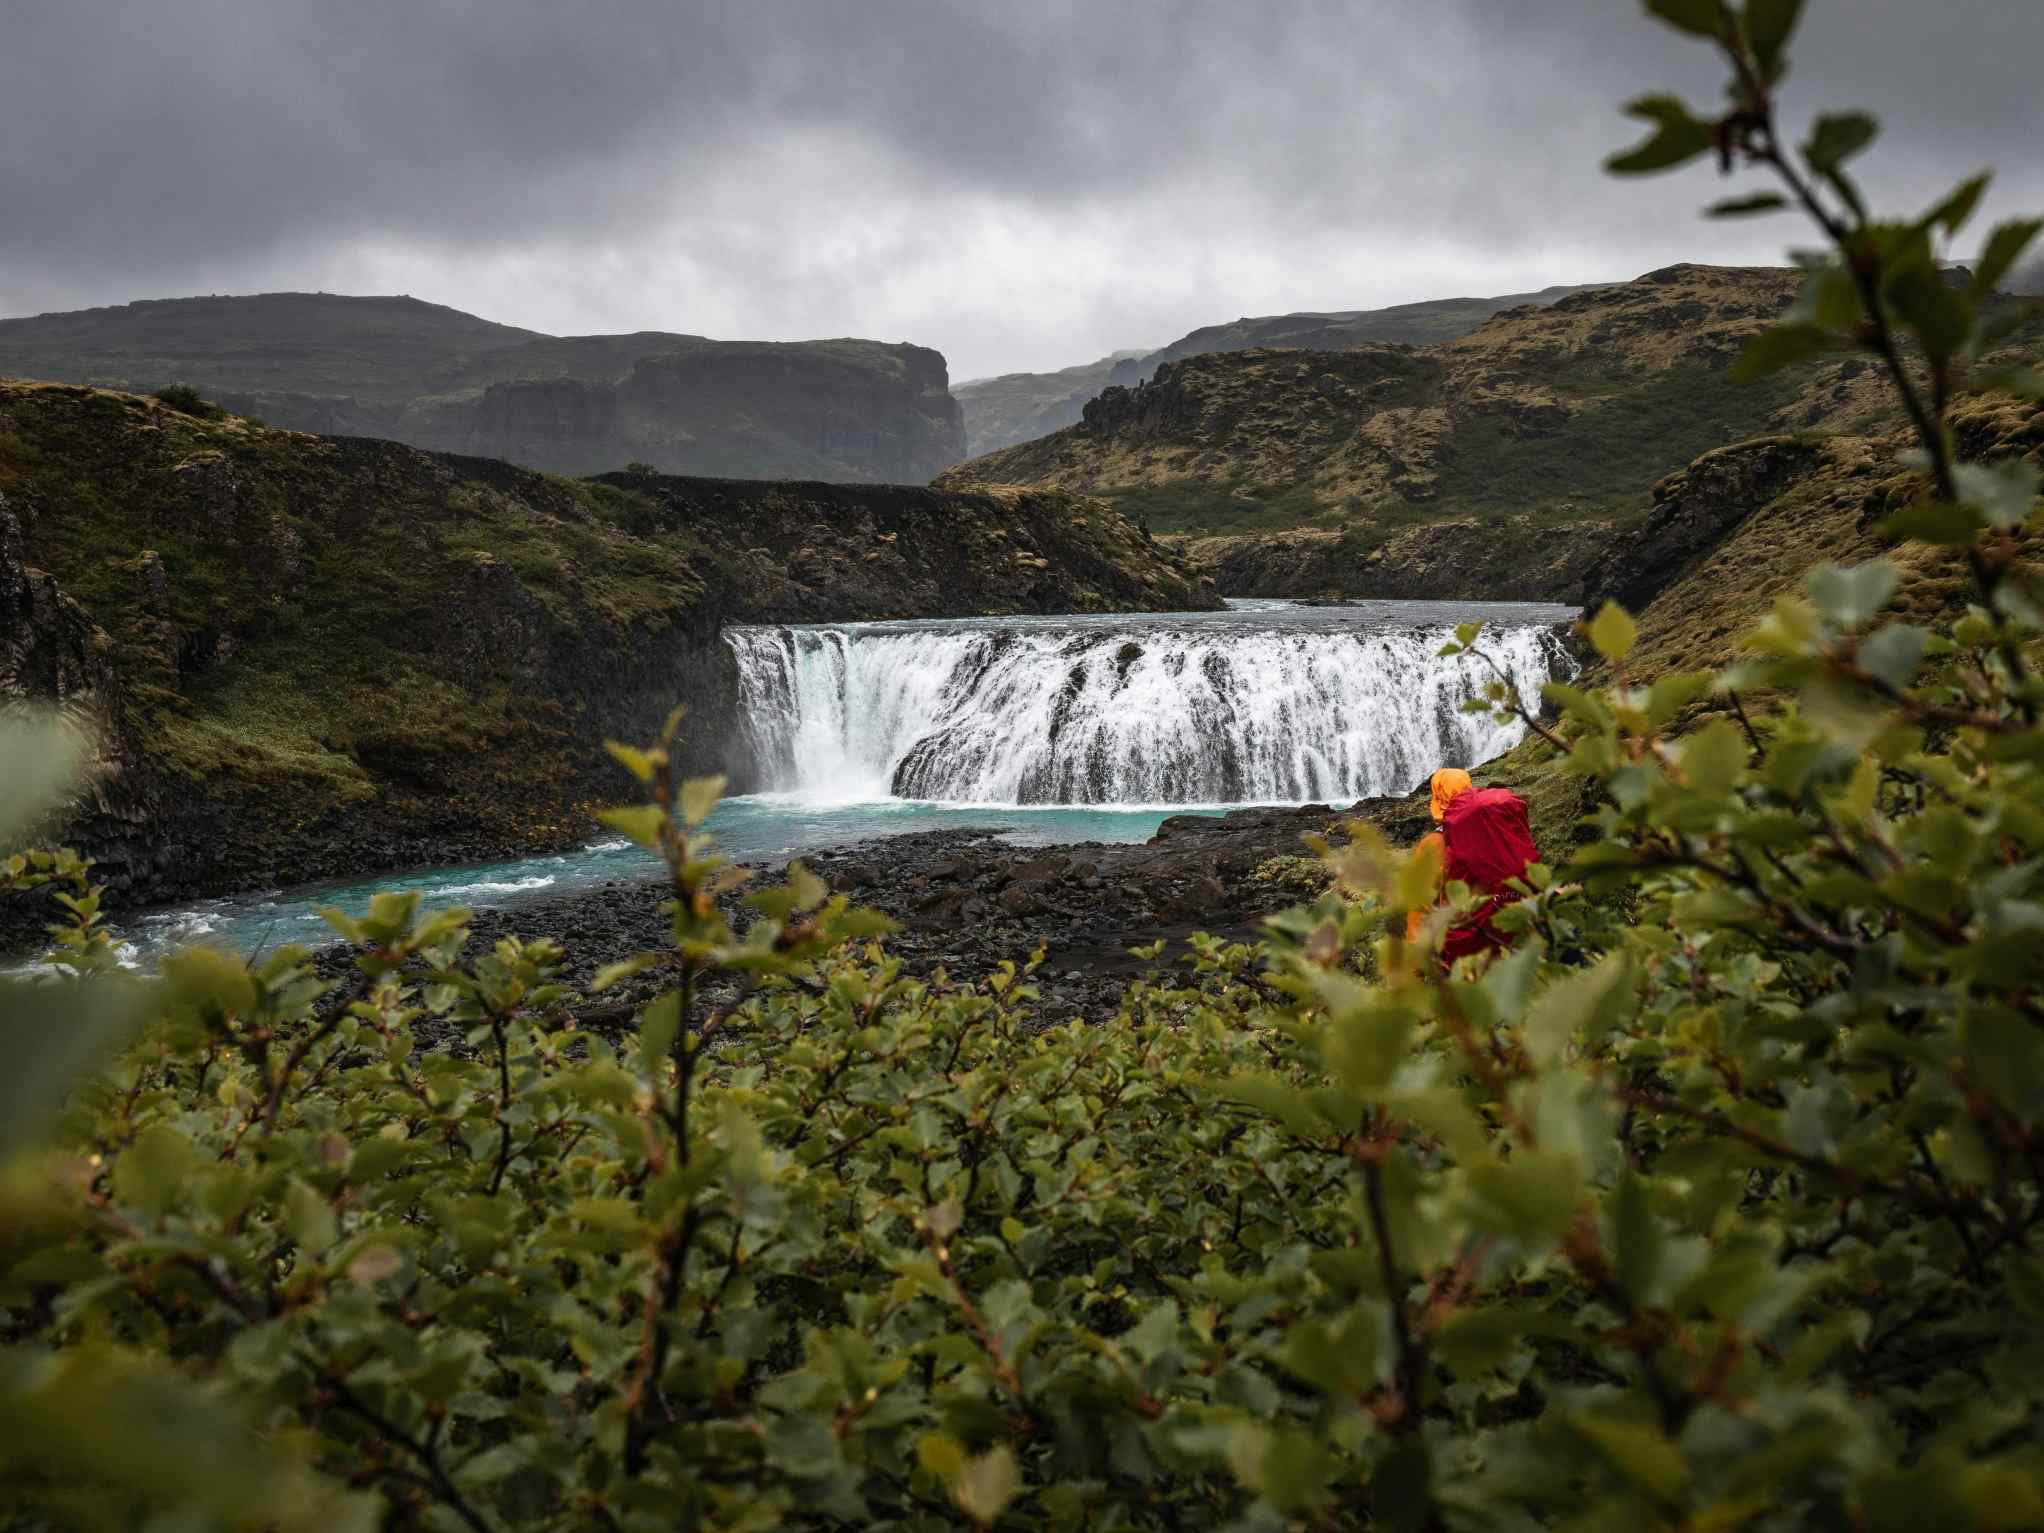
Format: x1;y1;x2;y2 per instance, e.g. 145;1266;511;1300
0;294;965;484
0;380;1208;910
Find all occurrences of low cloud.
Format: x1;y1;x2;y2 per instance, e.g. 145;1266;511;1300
5;0;2041;378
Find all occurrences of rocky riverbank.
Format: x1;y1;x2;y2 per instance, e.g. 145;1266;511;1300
453;799;1426;1026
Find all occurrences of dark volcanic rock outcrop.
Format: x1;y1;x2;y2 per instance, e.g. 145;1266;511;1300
0;293;965;483
0;380;1209;910
1575;436;1822;617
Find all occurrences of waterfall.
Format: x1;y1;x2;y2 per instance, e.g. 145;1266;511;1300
725;616;1570;807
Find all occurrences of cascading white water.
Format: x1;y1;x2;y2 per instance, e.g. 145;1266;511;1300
725;612;1571;807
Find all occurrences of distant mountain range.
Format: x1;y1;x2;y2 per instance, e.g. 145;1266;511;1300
952;285;1609;457
0;293;964;483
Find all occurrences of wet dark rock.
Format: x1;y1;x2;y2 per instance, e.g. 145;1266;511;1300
409;795;1428;1029
1575;436;1823;617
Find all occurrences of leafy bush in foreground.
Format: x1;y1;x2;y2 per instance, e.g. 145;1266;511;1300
3;2;2044;1528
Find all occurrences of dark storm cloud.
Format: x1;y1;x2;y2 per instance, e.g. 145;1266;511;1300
4;0;2042;378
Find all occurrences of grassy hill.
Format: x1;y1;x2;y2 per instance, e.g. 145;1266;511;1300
941;264;2044;601
0;293;965;483
0;379;1206;909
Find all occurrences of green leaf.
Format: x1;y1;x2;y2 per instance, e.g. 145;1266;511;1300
1802;111;1879;175
0;711;90;847
1743;0;1804;81
1643;0;1727;38
0;976;149;1158
284;1178;339;1254
1953;459;2042;531
1608;94;1717;175
639;991;683;1071
1611;1171;1665;1305
596;804;669;851
112;1123;197;1219
916;1431;966;1484
1706;192;1789;218
1885;264;1973;358
678;774;727;827
1972;218;2044;297
1857;625;1930;689
1523;953;1635;1067
1731;322;1838;381
1587;602;1639;663
1981;364;2044;402
1571;1413;1691;1502
1679;719;1747;796
1644;671;1712;726
1788;264;1864;334
604;742;659;784
1461;1149;1586;1248
1919;171;1991;237
786;861;828;913
592;953;660;991
1809;561;1898;627
1878;497;1985;546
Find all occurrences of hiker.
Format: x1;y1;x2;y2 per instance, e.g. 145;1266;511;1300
1406;767;1472;944
1407;767;1540;963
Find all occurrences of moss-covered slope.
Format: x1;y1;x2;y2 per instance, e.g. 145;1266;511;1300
1373;390;2044;859
0;381;1211;905
944;267;2044;608
940;266;1811;544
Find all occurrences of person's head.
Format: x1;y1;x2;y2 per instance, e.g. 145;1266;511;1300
1429;767;1474;822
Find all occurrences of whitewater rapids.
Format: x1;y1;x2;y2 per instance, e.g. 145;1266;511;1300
726;608;1571;807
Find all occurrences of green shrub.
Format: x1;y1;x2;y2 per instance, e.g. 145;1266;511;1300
151;383;226;421
1;3;2042;1529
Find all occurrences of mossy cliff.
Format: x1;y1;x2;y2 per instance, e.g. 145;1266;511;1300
0;381;1211;907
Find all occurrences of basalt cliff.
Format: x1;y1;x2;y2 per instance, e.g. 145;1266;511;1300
0;293;966;483
0;380;1208;912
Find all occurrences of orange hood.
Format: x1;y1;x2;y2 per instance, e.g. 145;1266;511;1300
1429;768;1474;822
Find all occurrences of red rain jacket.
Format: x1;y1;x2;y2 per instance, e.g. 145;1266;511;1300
1440;787;1539;961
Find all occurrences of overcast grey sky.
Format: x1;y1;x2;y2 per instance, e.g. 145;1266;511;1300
4;1;2041;381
